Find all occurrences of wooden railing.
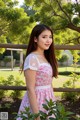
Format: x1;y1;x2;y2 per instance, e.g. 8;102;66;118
0;86;80;92
0;43;80;92
0;43;80;50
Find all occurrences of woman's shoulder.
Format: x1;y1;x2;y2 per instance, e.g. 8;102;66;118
24;52;40;65
25;52;37;61
24;53;39;71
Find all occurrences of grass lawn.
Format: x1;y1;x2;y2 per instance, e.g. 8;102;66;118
0;66;80;97
0;69;71;87
0;70;70;87
0;70;24;80
58;66;80;72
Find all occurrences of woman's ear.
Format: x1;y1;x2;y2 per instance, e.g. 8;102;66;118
34;37;37;42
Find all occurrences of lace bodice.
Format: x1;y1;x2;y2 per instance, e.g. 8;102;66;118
24;53;53;86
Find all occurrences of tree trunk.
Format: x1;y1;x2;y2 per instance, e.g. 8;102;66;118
67;22;80;33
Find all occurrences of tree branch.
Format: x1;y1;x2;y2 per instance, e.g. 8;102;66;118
44;1;67;20
75;36;80;44
55;0;71;22
53;27;66;31
64;36;80;44
67;22;80;33
52;12;67;19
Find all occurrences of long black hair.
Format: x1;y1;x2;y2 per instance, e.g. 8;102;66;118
25;24;58;77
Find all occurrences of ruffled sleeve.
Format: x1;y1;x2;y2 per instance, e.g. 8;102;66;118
23;54;39;71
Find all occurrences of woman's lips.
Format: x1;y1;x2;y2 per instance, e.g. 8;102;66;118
45;44;50;46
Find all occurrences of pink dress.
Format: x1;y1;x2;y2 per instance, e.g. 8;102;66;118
17;53;56;120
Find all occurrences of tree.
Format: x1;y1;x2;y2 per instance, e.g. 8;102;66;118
0;0;36;45
25;0;80;32
0;0;80;49
24;0;80;44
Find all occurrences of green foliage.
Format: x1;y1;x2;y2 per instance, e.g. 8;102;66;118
3;56;11;62
25;0;80;31
24;0;80;46
0;35;6;53
55;50;62;60
0;0;36;46
21;4;35;16
0;0;80;57
61;51;80;102
0;103;12;109
16;99;74;120
71;50;80;64
59;54;69;63
5;0;19;8
24;0;34;6
0;7;21;21
15;107;39;120
0;75;25;98
62;73;80;101
69;72;80;88
73;17;80;26
54;29;80;45
10;75;25;99
63;3;73;15
74;115;80;120
0;77;6;98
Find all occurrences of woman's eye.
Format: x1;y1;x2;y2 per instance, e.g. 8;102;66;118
42;36;52;38
49;36;52;38
42;36;46;38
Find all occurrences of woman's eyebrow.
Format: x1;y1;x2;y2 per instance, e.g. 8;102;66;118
42;34;52;36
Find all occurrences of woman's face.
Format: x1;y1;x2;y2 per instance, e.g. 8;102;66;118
35;30;53;51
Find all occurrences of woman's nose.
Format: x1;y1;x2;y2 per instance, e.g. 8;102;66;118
46;38;51;42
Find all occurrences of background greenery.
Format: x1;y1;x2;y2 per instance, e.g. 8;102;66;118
0;66;80;98
0;1;80;119
0;0;80;49
0;0;80;67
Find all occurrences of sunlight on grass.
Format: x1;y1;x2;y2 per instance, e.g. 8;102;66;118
58;66;80;72
52;75;70;87
52;75;71;97
0;67;80;98
0;70;25;98
52;74;80;97
0;70;24;80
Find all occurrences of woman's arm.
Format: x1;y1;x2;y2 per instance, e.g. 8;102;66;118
24;69;40;120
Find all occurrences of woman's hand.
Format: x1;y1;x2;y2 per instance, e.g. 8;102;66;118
36;116;41;120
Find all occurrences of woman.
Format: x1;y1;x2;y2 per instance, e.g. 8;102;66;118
17;24;58;120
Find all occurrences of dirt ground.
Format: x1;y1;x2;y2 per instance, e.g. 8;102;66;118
0;97;80;120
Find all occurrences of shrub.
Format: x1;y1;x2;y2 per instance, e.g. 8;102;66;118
59;54;69;63
4;56;11;63
15;99;73;120
10;76;25;99
0;75;25;98
62;73;80;101
0;77;6;98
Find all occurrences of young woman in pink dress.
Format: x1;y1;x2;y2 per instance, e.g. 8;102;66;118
17;24;58;120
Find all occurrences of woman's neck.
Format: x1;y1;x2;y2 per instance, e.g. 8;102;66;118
34;49;44;55
32;51;45;58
